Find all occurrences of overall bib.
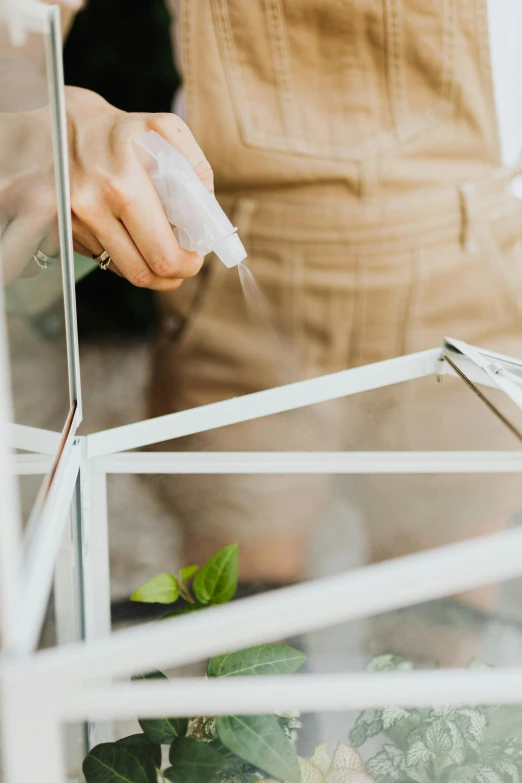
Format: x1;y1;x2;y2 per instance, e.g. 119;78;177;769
151;0;522;594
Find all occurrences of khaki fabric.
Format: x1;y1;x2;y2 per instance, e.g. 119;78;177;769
152;0;522;568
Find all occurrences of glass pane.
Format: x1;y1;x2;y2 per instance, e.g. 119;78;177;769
106;366;522;639
17;472;45;528
0;12;72;524
77;694;522;782
75;572;522;781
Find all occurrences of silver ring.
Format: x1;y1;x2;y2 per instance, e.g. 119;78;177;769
33;248;56;271
93;250;111;271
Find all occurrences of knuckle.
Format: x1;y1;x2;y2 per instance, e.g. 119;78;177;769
195;158;214;192
71;184;98;218
130;267;154;288
151;113;188;134
102;174;135;212
150;257;177;277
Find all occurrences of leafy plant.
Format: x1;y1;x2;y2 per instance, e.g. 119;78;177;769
129;544;238;612
350;655;522;783
258;742;375;782
83;543;522;783
82;544;306;783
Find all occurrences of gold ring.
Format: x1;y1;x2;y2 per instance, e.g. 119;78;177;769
93;250;111;271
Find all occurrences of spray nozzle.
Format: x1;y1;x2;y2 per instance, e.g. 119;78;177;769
135;131;247;268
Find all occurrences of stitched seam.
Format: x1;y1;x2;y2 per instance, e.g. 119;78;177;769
238;100;452;161
401;247;421;356
385;0;408;129
232;197;257;241
264;0;304;144
351;255;366;367
289;247;304;352
390;254;408;357
211;0;254;141
180;0;198;131
441;0;457;102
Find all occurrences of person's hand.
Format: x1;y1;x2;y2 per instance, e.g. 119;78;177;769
0;108;58;285
66;86;214;291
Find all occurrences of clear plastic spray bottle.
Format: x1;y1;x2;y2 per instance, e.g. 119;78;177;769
135;131;247;268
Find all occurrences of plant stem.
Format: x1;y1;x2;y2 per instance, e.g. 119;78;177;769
158;768;167;783
179;584;195;605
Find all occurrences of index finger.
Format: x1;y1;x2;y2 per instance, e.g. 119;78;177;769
114;157;204;280
147;114;215;193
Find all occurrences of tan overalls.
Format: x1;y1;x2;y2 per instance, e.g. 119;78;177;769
151;0;522;589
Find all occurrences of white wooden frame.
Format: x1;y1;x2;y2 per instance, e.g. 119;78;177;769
2;4;522;783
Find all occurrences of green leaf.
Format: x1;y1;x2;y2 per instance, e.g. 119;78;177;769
475;766;503;783
193;543;238;605
349;709;384;748
486;705;522;743
130;573;179;604
405;741;434;767
381;708;411;730
116;734;161;768
425;717;453;755
138;716;188;746
299;758;324;782
366;750;396;779
332;743;365;771
180;565;198;582
83;741;157;783
461;708;488;744
449;765;485;782
216;714;301;783
206;738;241;763
383;744;405;769
497;758;520;783
207;644;306;678
326;771;374;783
310;743;333;774
166;738;228;782
447;721;466;765
134;672;188;744
366;654;413;672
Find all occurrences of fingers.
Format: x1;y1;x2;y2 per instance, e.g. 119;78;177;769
114;160;204;279
66;90;212;291
71;215;104;257
72;149;203;282
37;233;60;260
76;206;184;291
73;239;97;258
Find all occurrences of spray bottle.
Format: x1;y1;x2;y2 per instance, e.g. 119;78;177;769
135;131;246;269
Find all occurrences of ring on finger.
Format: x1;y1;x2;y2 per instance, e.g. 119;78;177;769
33;248;57;271
93;249;112;271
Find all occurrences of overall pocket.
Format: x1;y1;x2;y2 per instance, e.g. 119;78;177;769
211;0;459;161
